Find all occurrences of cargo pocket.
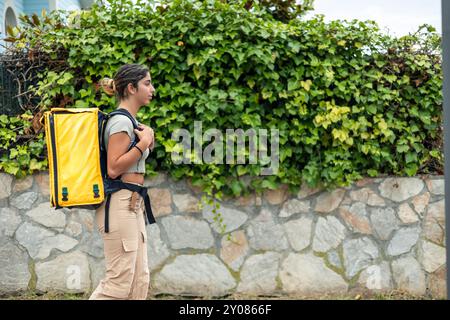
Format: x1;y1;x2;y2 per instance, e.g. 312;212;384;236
121;238;138;252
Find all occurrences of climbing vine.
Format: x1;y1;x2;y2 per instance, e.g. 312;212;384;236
0;0;443;219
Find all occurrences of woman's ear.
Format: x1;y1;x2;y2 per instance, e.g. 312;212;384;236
127;83;137;95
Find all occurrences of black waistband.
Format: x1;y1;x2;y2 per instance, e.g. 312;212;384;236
104;179;156;233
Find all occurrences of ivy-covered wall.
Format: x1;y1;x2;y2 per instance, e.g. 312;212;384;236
0;0;443;198
0;0;445;300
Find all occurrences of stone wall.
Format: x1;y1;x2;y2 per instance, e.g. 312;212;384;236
0;172;446;298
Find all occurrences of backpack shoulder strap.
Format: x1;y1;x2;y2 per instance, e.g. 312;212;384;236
101;109;142;181
105;108;141;157
108;108;139;129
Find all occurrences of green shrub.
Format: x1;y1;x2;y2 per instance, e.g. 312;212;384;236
1;0;442;198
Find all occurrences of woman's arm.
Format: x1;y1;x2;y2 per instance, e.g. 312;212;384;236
107;132;150;179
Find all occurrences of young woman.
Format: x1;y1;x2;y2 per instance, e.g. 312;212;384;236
89;64;155;300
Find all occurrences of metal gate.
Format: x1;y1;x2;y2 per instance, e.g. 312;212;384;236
0;60;22;116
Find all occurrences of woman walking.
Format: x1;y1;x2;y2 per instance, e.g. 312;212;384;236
89;64;155;300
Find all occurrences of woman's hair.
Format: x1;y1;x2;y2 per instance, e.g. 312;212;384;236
99;64;149;100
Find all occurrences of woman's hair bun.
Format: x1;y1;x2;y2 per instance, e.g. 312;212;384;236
99;78;116;96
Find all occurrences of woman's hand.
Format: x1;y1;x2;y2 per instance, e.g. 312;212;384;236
146;125;155;151
134;124;154;149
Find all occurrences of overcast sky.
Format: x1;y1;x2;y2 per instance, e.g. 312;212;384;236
303;0;442;37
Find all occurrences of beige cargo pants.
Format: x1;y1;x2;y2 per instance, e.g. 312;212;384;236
89;187;149;300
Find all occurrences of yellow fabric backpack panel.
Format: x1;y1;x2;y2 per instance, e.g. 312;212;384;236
42;108;105;208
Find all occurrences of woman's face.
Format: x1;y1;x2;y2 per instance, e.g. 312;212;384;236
134;72;155;105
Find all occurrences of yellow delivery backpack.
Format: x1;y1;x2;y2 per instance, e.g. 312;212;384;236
41;107;156;232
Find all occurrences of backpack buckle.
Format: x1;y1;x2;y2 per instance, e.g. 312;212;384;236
93;184;100;198
62;187;69;201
